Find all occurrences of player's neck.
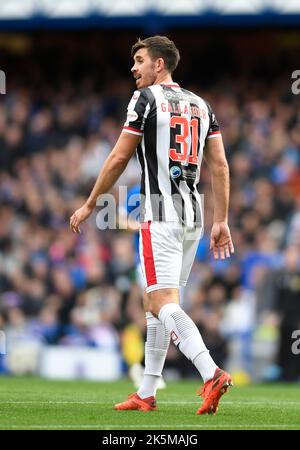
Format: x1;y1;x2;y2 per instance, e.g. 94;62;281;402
153;74;174;86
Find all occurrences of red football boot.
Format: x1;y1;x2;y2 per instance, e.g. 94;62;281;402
114;393;157;412
196;368;233;415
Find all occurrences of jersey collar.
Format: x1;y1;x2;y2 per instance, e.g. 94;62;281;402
160;82;180;88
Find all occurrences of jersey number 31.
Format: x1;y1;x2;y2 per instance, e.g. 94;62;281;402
169;116;198;165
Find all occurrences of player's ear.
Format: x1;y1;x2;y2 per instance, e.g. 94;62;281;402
156;57;165;71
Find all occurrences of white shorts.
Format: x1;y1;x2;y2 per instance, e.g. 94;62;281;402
139;221;203;293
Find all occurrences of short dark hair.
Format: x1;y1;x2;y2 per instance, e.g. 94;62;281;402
131;36;180;74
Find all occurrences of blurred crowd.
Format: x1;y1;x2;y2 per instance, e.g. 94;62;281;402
0;31;300;381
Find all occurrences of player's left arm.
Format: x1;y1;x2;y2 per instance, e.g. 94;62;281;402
70;132;141;234
204;134;234;260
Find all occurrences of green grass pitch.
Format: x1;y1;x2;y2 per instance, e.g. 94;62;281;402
0;376;299;430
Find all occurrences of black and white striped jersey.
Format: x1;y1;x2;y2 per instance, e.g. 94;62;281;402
123;82;221;227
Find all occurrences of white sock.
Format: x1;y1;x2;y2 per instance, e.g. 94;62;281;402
193;350;218;383
137;312;170;399
137;374;161;399
158;303;217;382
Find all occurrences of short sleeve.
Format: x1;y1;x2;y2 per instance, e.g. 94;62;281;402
123;90;150;136
205;102;221;140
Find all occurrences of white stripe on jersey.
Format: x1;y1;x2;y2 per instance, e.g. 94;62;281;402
207;132;222;139
143;102;151;123
178;97;194;226
123;126;143;136
148;85;178;222
188;93;204;226
179;180;195;227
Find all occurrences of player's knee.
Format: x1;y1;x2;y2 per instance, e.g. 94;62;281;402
147;301;159;317
147;290;179;317
146;295;165;317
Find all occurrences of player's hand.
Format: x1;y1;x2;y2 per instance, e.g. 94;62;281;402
210;221;234;260
69;203;94;234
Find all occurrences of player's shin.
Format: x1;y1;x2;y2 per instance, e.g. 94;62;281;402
137;312;170;399
158;303;217;382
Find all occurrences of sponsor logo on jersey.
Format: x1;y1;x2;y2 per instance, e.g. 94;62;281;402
127;110;139;122
182;167;196;181
163;89;195;103
170;166;182;179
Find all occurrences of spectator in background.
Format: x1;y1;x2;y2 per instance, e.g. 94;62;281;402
273;246;300;381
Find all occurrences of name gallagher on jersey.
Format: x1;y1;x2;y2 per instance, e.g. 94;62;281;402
160;102;207;119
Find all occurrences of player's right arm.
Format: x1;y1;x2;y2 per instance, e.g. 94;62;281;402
70;90;149;234
203;134;234;260
70;131;141;234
